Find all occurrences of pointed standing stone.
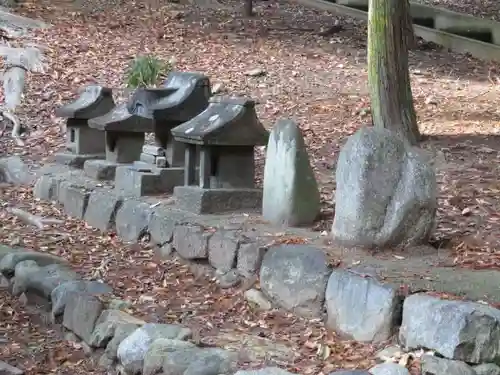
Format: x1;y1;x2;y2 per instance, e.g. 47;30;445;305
262;119;320;227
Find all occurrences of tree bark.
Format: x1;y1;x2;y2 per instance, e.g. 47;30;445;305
367;0;420;145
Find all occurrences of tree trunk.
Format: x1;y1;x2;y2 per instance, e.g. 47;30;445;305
367;0;420;145
244;0;253;16
403;2;416;49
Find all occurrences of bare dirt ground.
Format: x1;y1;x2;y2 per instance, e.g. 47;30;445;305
1;0;500;373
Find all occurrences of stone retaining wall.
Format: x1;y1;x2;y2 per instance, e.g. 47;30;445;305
2;159;500;375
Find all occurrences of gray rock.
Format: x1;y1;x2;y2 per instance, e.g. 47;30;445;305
332;127;437;249
0;274;10;289
474;363;500;375
0;245;27;265
84;189;123;232
0;156;35;185
420;355;476;375
173;225;211;259
0;360;24;375
33;174;58;200
208;231;239;272
104;323;140;362
116;323;192;374
59;182;92;219
89;309;145;348
162;348;237;375
50;280;112;318
10;260;38;295
115;199;153;243
185;350;237;375
216;269;241;288
259;244;331;318
107;298;133;311
148;208;194;246
244;289;273;310
329;371;369;375
143;339;197;375
237;242;266;277
235;368;295;375
325;270;402;342
12;262;79;298
98;354;115;370
154;243;173;259
62;294;104;345
370;363;410;375
400;294;500;363
0;250;68;276
263;119;320;227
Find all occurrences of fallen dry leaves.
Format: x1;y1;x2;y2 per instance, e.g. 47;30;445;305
1;0;500;373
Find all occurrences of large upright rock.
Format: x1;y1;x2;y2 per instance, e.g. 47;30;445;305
332;127;437;249
262;119;320;227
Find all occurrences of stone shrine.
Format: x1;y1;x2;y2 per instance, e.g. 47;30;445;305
84;89;156;180
171;96;269;214
146;71;211;167
113;72;212;197
53;85;115;168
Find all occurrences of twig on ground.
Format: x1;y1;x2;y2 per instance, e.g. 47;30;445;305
6;207;63;229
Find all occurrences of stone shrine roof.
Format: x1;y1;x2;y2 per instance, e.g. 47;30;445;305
170;96;269;146
56;85;114;120
151;71;211;122
88;103;154;132
127;88;177;119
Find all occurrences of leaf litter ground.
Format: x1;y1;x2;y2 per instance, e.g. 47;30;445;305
1;0;500;373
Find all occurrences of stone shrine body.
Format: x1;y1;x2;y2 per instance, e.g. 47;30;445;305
171;96;269;214
53;85;115;168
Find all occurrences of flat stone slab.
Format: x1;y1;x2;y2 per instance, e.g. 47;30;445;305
59;179;97;219
52;152;105;169
115;198;154;242
148;207;195;246
33;168;87;201
260;244;331;318
84;159;121;180
325;269;402;342
115;165;184;197
84;189;123;232
173;186;263;214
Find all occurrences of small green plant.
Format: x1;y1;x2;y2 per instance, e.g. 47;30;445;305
125;55;171;88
